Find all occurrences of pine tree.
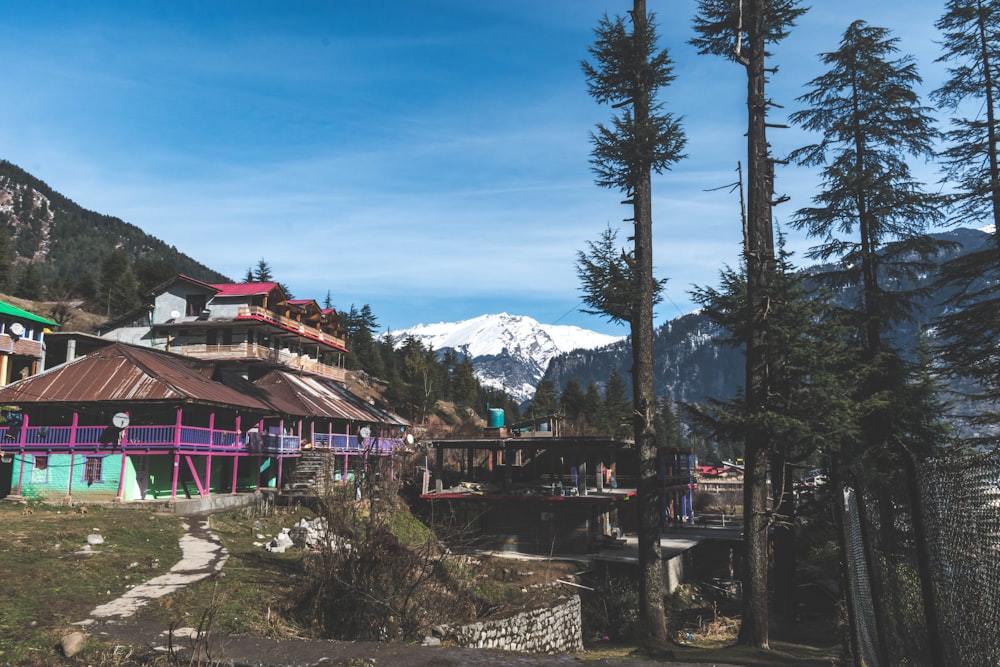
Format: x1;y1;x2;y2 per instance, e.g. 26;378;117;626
253;258;274;282
451;356;480;411
602;369;631;440
559;377;587;429
691;238;860;618
931;0;1000;430
690;0;807;647
789;20;946;358
13;262;42;300
529;379;559;419
0;226;12;292
100;250;141;317
583;380;603;433
580;0;686;640
134;257;178;294
789;21;951;651
399;336;437;424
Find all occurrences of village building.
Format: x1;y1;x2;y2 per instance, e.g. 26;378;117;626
0;279;408;507
421;414;697;556
95;274;348;382
0;299;59;385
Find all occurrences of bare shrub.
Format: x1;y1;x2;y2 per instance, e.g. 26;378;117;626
299;484;476;641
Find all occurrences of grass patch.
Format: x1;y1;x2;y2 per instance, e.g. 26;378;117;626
0;501;182;665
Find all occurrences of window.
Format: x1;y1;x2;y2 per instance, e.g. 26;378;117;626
30;455;48;484
207;329;218;346
185;294;207;317
83;456;104;485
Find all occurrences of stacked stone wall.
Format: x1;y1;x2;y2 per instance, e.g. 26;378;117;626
437;595;583;654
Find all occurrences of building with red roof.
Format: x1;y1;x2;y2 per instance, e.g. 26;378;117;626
95;275;348;382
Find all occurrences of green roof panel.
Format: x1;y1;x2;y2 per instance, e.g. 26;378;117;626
0;300;60;327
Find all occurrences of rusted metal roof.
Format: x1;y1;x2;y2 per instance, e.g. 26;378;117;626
0;342;276;412
253;369;409;427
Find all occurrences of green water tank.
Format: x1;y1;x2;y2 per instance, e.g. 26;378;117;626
488;407;505;428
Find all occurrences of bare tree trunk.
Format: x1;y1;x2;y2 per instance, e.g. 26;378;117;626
631;0;667;643
738;0;773;649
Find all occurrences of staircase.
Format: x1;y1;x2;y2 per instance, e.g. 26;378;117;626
282;449;330;498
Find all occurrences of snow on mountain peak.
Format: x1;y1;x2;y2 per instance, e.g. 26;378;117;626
384;313;623;402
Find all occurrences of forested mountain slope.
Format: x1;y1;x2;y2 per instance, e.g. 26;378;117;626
0;160;228;308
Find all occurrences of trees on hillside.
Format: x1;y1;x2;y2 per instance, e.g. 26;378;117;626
100;249;142;318
690;0;806;648
581;0;686;642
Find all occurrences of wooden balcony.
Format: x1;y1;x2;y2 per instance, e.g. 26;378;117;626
236;306;347;349
174;342;347;382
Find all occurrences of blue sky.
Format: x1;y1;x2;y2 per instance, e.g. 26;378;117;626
0;1;951;335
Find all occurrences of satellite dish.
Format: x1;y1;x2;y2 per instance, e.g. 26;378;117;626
170;310;181;320
359;426;371;439
8;322;24;338
112;412;130;429
405;433;414;446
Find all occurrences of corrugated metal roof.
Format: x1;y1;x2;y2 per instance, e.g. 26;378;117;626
253;369;409;427
0;342;276;412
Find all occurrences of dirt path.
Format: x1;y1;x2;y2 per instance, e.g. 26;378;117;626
77;516;228;624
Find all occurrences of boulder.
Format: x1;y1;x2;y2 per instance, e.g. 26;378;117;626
61;630;86;657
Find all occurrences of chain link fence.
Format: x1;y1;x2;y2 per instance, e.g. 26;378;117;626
838;448;1000;667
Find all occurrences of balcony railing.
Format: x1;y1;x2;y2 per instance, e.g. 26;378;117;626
3;424;300;455
312;433;398;455
236;306;347;349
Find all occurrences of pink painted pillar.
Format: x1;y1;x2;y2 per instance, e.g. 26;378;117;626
66;452;75;501
205;412;215;496
13;415;27;497
15;447;26;496
170;407;183;499
173;407;183;447
63;413;77;502
255;419;263;494
232;414;242;493
341;425;348;482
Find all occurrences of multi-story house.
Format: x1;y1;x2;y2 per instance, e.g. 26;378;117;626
97;275;348;382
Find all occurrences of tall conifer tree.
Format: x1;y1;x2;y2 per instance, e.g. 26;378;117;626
580;1;685;640
691;0;806;647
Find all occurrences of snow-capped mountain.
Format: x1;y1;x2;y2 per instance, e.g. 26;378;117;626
385;313;623;403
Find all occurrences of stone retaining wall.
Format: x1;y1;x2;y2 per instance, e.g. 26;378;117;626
436;595;583;654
